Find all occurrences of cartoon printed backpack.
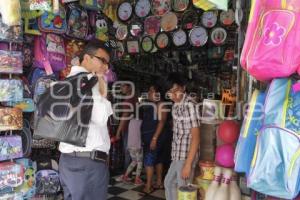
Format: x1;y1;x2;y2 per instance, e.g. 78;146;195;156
60;40;85;79
15;158;37;199
65;3;89;40
248;79;300;199
0;162;24;195
90;11;115;41
21;0;44;35
0;135;23;162
38;3;67;34
34;33;66;72
80;0;106;11
35;159;60;195
240;0;300;81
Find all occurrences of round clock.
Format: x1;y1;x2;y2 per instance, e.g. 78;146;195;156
172;29;187;47
135;0;151;18
161;12;178;32
117;2;133;22
220;9;235;26
115;25;128;41
129;21;144;37
182;9;198;30
144;16;161;35
211;27;227;45
151;0;171;16
172;0;189;12
155;32;170;49
201;11;218;28
141;36;154;53
189;26;208;47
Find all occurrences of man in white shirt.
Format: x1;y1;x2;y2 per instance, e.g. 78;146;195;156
58;41;113;200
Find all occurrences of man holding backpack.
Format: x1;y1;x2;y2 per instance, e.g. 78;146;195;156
58;41;113;200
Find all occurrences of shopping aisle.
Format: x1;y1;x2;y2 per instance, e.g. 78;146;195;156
107;175;165;200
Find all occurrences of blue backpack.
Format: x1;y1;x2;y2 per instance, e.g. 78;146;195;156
248;78;300;199
234;89;266;176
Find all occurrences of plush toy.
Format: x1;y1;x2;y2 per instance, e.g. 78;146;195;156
0;0;21;26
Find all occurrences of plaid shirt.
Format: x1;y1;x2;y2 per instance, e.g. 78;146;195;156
171;95;201;161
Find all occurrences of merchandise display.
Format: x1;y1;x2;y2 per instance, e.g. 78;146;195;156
1;0;296;199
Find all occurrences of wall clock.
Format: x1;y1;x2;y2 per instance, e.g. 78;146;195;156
134;0;151;18
172;29;187;47
141;36;154;53
211;27;227;45
117;2;133;22
155;32;170;49
201;11;218;28
151;0;171;16
189;26;208;47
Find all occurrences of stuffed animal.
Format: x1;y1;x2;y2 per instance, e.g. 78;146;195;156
0;0;21;26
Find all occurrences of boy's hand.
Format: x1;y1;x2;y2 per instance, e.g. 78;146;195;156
181;163;192;179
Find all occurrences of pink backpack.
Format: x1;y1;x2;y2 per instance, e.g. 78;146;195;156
240;0;300;81
34;33;66;72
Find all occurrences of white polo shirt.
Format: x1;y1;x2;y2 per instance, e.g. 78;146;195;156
59;66;113;154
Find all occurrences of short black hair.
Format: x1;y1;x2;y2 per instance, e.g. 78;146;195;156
148;82;166;100
164;72;188;91
78;40;112;63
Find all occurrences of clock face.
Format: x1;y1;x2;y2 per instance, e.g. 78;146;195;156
211;27;227;45
141;36;154;52
220;9;235;26
135;0;151;18
202;11;218;28
115;25;128;41
117;2;133;22
189;26;208;47
172;29;187;46
161;12;178;32
155;32;169;49
144;16;161;35
129;21;143;37
151;0;171;16
172;0;189;12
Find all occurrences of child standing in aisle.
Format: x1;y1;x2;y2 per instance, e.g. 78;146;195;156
116;116;144;185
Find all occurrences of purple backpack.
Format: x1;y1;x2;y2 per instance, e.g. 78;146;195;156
34;33;66;72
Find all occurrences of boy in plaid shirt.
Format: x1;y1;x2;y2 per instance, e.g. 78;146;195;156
164;73;201;200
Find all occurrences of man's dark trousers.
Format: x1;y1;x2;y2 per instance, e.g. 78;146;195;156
59;153;109;200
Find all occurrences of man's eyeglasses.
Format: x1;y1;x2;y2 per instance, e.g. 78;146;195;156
90;54;109;65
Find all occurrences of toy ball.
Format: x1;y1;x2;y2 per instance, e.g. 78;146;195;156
215;144;235;168
218;120;240;144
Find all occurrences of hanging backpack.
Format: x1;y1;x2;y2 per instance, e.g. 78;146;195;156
0;162;24;195
15;158;37;199
21;0;44;35
35;159;60;195
60;39;85;79
0;135;23;162
234;89;266;176
38;4;67;34
65;3;89;40
34;33;67;72
0;15;23;42
248;79;300;199
240;0;300;81
0;80;23;102
80;0;105;11
89;11;114;41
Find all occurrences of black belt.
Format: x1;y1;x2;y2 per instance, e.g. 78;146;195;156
66;151;108;163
